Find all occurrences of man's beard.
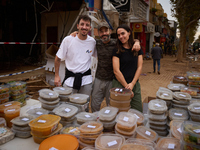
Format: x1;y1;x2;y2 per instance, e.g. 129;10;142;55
81;29;88;36
100;35;110;42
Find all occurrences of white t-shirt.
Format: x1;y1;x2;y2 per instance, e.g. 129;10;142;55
56;35;96;87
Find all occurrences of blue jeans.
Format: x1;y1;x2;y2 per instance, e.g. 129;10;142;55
153;59;160;72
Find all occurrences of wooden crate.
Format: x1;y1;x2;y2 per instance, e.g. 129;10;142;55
26;79;53;94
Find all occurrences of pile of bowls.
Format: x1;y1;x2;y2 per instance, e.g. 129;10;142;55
26;108;49;119
115;112;137;138
52;103;78;126
29;114;62;144
181;121;200;150
95;134;125;150
68;94;90;112
98;106;118;131
147;99;168;136
75;112;97;126
168;108;189;121
38;89;60;111
169;120;184;140
53;87;72;102
109;88;132;112
119;138;155;150
128;108;145;126
78;121;103;149
188;102;200;122
172;92;191;110
11;116;33;138
0;85;10;104
8;81;27;106
156;87;173;108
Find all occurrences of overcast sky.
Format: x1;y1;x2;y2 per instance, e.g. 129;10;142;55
157;0;200;40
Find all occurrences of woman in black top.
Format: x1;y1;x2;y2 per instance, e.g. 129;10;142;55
112;24;143;112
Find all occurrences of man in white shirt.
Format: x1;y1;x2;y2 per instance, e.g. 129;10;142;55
54;15;96;97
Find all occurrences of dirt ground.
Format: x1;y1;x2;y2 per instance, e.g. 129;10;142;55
0;55;200;106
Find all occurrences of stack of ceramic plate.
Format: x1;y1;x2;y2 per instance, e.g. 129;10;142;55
38;89;60;111
147;99;168;136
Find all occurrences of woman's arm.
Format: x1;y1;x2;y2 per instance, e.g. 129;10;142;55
125;55;143;90
112;56;128;87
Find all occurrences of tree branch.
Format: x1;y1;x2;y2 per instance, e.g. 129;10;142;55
177;0;187;9
186;15;200;30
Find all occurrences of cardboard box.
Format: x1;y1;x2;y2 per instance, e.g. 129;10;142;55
45;44;58;58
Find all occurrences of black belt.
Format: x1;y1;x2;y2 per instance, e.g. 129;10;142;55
62;68;91;90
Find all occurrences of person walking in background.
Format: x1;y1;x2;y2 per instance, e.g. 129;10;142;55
161;43;164;58
172;43;177;57
112;24;143;112
151;43;163;75
153;41;156;48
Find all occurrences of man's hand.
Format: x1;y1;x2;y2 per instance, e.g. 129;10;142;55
70;31;78;37
54;75;61;87
132;40;141;52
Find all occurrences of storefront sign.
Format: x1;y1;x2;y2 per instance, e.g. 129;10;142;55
109;0;130;12
133;23;143;32
160;37;166;42
146;22;155;33
154;32;160;37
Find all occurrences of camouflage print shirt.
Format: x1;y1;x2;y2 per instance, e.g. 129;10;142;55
95;38;117;81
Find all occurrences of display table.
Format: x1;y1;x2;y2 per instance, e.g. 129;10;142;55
1;137;39;150
1;99;41;149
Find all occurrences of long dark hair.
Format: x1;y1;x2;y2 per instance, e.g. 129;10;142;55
116;24;138;56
